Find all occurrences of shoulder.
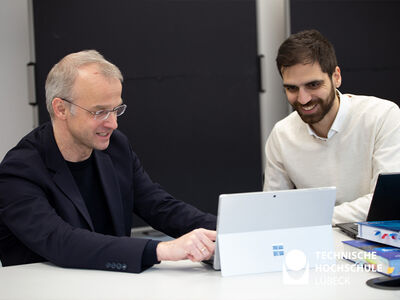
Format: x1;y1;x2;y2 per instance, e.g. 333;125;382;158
343;94;399;126
0;123;52;178
270;111;307;139
339;94;400;141
1;123;51;164
273;111;300;130
344;94;399;114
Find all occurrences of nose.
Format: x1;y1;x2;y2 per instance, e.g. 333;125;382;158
104;112;118;130
297;87;312;104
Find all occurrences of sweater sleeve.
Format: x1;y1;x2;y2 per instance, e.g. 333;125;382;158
332;193;372;224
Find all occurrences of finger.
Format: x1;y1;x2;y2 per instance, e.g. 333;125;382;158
190;234;211;256
193;240;214;261
188;247;213;262
198;245;209;257
182;235;207;262
200;246;214;260
201;229;217;241
189;246;204;262
193;240;213;261
187;253;199;262
183;229;217;261
196;231;216;253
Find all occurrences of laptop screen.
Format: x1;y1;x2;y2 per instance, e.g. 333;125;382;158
367;173;400;221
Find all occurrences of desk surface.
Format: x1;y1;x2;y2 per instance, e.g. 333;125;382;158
0;229;399;300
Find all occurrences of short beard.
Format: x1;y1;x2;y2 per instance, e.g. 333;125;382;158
293;84;336;125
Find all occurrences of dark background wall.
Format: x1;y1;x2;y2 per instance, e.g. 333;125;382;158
33;0;262;227
290;0;400;106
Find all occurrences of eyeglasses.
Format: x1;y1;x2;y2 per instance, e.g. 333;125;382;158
61;98;127;121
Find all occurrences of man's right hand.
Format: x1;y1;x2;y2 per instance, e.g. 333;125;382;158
156;228;216;262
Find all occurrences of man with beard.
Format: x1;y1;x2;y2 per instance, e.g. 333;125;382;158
263;29;400;224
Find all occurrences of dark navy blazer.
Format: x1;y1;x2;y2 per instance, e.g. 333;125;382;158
0;122;216;273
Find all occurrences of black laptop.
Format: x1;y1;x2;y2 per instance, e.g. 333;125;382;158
336;172;400;238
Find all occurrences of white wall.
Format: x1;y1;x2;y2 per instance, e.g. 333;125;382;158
0;0;34;160
257;0;290;168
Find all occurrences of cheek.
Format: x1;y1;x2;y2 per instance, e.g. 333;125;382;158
76;119;98;137
286;92;298;104
318;90;330;101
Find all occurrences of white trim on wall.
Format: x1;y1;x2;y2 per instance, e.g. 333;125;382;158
256;0;289;168
0;0;34;160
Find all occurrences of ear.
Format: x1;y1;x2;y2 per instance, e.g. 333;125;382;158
332;66;342;88
52;98;68;120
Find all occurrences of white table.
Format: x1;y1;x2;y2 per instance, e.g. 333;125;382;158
0;229;399;300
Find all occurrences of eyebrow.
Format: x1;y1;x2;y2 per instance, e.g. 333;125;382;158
283;84;298;89
283;80;324;88
306;80;324;86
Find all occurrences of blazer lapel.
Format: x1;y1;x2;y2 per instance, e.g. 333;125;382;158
43;123;94;231
53;168;95;231
94;150;125;236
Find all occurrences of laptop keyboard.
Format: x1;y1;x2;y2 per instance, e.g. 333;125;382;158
336;222;359;239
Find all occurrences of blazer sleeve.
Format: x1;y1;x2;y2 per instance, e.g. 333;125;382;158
127;143;217;238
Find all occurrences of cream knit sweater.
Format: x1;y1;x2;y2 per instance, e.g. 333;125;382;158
264;93;400;224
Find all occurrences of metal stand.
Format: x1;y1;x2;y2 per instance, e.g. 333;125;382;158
366;276;400;290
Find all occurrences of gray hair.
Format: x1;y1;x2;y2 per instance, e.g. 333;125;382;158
45;50;123;118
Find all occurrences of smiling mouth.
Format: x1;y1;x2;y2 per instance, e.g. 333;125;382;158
295;99;321;114
301;103;317;111
97;132;110;137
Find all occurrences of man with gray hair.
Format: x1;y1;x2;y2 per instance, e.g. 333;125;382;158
0;50;216;273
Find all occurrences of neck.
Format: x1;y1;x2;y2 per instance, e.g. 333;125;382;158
52;121;92;162
310;93;340;138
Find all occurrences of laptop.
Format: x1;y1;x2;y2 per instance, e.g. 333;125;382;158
336;172;400;238
205;187;336;276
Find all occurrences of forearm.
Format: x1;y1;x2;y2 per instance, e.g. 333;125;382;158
332;193;372;225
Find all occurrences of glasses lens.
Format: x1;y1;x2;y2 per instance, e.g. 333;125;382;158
93;105;126;121
115;104;127;116
94;111;109;121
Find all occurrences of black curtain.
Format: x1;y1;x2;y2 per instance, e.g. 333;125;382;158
33;0;262;226
290;0;400;106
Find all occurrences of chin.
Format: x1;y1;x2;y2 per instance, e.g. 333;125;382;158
298;109;325;124
94;142;110;151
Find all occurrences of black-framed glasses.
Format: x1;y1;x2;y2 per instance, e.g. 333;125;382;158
61;98;127;121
